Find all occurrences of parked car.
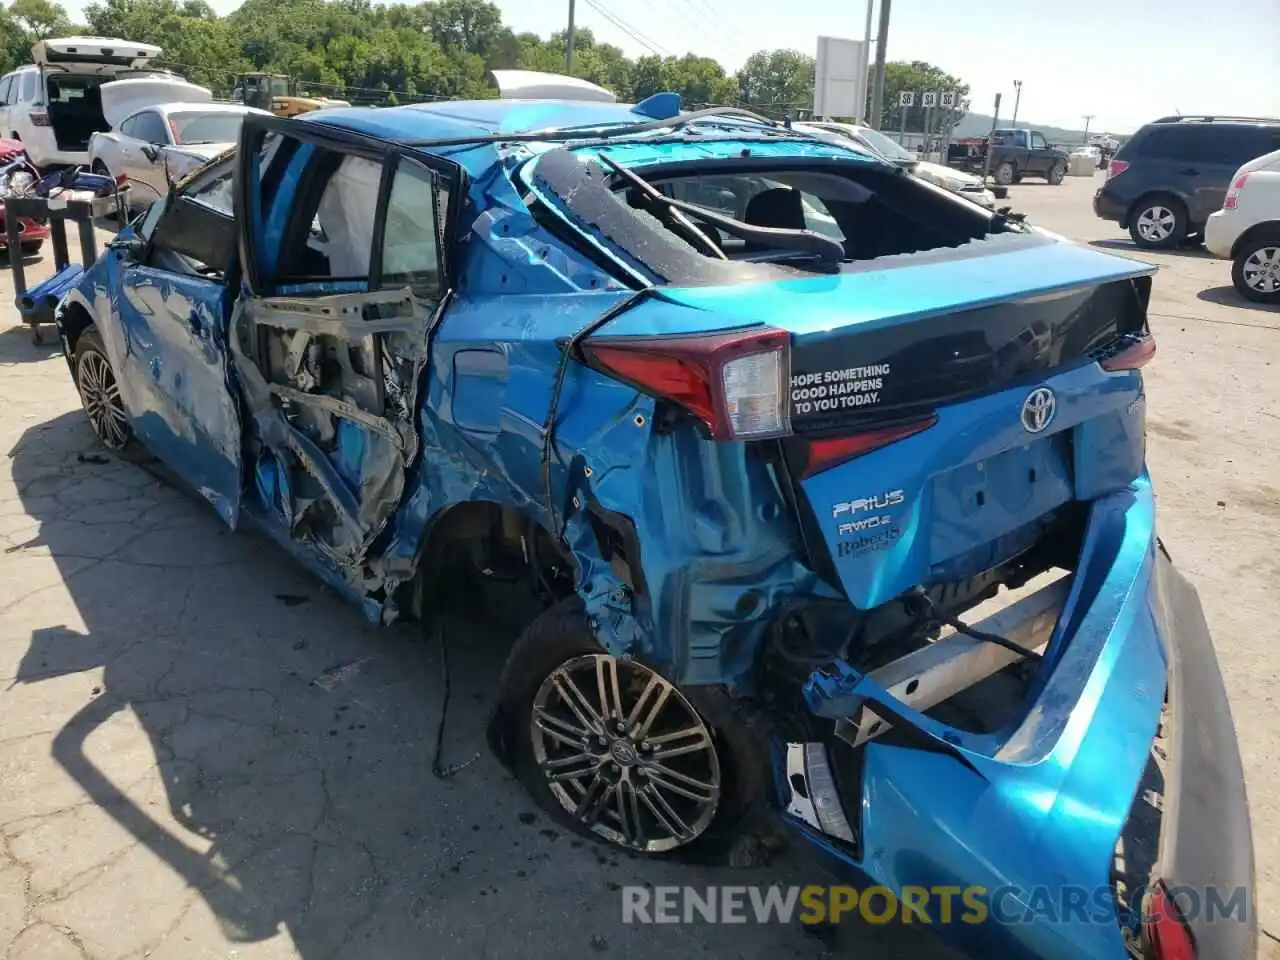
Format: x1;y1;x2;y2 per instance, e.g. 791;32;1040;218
89;77;268;209
0;137;49;255
795;120;999;208
1093;115;1280;250
947;127;1069;186
54;97;1254;960
1204;146;1280;303
0;37;163;170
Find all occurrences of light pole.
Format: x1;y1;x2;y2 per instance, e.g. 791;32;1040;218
869;0;891;128
1011;80;1022;127
863;0;874;121
1082;114;1094;144
565;0;576;72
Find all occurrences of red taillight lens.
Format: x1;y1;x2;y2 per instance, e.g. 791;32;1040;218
581;327;792;440
29;110;50;128
1144;883;1196;960
1106;159;1130;179
1223;173;1249;210
1100;335;1156;372
799;416;937;478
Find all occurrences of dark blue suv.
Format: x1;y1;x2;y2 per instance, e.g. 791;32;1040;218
1094;115;1280;249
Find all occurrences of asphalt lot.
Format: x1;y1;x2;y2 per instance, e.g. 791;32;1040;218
0;170;1276;959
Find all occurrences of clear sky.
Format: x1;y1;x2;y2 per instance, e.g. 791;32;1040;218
487;0;1280;134
55;0;1280;134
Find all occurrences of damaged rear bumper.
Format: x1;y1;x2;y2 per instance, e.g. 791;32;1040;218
779;477;1256;959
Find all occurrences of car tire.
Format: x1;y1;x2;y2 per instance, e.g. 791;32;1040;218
1128;196;1187;250
1231;234;1280;304
72;328;143;458
489;596;776;864
19;239;43;255
1047;162;1066;185
994;161;1016;186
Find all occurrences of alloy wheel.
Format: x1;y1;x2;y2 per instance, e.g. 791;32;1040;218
1135;205;1176;243
1241;246;1280;294
530;653;721;852
77;349;129;449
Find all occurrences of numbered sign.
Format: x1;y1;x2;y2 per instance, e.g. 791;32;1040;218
921;91;938;108
898;91;915;107
940;91;956;108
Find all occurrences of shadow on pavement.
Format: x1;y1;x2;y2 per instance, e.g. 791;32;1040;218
7;409;954;959
1087;238;1213;260
1197;285;1280;314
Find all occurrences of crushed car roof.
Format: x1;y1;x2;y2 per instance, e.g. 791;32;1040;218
302;99;881;177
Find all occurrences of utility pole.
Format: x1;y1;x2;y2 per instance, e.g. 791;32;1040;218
869;0;891;128
565;0;576;73
863;0;874;121
1011;80;1022;127
1082;114;1094;144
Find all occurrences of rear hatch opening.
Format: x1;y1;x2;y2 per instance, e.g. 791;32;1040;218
45;72;111;152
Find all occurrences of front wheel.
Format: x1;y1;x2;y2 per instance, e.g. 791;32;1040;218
1232;237;1280;304
490;598;773;860
73;328;140;455
1047;161;1066;185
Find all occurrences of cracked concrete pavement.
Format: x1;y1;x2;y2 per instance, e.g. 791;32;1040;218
0;174;1277;960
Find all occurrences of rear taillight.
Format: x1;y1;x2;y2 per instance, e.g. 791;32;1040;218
580;327;792;440
1100;335;1156;371
1106;158;1130;179
1223;173;1249;210
798;416;937;478
29;110;50;127
1144;883;1196;960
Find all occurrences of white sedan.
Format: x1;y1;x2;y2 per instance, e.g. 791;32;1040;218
90;96;268;209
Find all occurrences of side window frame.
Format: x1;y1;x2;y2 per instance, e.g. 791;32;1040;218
19;71;35;102
0;75;13;105
140;158;237;278
234;114;465;300
1030;132;1048;151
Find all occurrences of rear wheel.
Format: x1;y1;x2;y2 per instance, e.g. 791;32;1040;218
1232;236;1280;304
73;328;140;456
491;598;774;862
994;161;1016;186
1129;196;1186;249
1046;161;1066;185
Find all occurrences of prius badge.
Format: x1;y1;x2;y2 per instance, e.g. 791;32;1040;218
1021;387;1056;434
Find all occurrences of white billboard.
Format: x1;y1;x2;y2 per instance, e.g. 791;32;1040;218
813;36;869;119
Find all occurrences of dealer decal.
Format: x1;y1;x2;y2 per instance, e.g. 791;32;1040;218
791;364;891;415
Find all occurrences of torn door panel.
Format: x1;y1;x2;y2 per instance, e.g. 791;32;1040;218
230;287;431;589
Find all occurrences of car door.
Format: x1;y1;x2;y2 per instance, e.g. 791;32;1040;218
120;109;169;201
229;114;463;576
1187;126;1280;223
0;75;14;137
113;159;244;524
1028;131;1051;174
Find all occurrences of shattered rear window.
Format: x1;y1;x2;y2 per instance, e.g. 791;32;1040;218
523;146;1007;288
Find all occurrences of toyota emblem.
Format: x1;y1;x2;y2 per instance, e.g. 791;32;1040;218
1021;387;1056;434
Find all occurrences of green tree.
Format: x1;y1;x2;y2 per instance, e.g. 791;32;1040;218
735;48;813;115
879;60;969;131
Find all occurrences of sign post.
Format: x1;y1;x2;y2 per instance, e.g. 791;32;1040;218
940;91;957;162
898;90;914;148
982;92;1003;183
921;90;938;157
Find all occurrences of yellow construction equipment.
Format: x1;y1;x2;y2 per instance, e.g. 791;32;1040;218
233;73;349;118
